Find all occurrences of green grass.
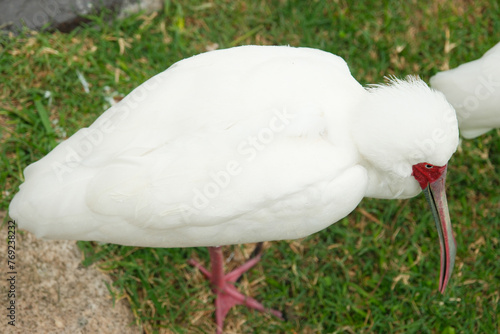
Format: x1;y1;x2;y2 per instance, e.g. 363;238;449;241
1;1;499;333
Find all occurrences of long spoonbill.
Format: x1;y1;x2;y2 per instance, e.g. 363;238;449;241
9;45;459;333
431;42;500;138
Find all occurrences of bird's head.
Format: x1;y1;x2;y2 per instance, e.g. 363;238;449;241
352;76;459;293
353;76;459;189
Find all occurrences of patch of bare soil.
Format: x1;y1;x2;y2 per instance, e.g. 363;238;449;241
1;214;142;334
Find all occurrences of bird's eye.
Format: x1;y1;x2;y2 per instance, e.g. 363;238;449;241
425;164;433;169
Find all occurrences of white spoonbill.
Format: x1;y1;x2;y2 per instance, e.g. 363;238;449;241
9;45;459;333
430;42;500;138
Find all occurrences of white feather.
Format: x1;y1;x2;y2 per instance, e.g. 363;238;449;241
9;45;458;247
430;42;500;138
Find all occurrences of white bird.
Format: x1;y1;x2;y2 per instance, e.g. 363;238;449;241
9;45;459;333
430;42;500;138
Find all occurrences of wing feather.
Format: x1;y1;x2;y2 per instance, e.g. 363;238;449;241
10;46;367;247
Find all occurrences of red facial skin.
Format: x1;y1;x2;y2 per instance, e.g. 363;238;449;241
411;162;447;189
411;161;455;294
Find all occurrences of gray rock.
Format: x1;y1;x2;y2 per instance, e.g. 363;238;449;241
0;0;163;33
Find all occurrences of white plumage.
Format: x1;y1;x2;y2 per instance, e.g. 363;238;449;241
431;42;500;138
10;46;458;248
10;46;462;332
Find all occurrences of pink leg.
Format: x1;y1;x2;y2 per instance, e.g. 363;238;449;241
188;246;283;334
